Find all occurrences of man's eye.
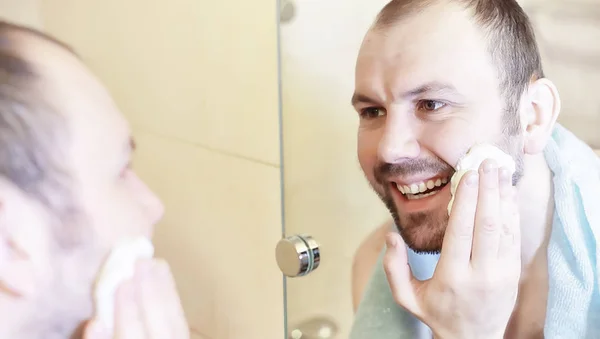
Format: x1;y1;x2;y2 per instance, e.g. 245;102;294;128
360;107;385;119
417;100;446;112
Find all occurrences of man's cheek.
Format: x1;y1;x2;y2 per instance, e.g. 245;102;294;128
357;149;376;173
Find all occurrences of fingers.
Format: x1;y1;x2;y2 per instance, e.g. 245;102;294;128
82;320;110;339
441;159;518;273
152;260;190;339
471;160;501;270
109;259;189;339
498;169;521;264
383;232;422;317
114;280;147;339
439;170;479;271
135;260;171;339
137;259;189;339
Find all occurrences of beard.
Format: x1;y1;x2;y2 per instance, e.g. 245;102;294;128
380;188;450;254
372;134;525;254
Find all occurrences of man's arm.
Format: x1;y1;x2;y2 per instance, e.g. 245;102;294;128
351;220;393;312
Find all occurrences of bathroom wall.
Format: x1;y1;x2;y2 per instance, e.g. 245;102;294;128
0;0;42;28
280;0;600;337
41;1;284;339
522;0;600;151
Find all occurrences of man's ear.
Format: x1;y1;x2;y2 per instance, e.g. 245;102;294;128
0;232;36;298
520;78;561;154
0;182;46;299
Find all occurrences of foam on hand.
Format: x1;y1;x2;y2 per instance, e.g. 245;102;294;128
447;144;516;215
93;237;154;332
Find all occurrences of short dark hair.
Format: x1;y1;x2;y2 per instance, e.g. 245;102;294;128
0;21;76;218
374;0;544;133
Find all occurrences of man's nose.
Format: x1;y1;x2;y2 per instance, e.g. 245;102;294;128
377;112;421;164
147;192;165;225
139;183;165;226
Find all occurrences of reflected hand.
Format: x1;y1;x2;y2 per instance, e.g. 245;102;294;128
84;259;190;339
383;160;521;339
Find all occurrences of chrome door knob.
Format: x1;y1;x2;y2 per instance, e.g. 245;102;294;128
276;234;320;277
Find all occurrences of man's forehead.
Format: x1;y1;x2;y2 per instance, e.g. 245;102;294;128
15;33;131;152
360;2;486;64
17;34;119;115
355;2;496;98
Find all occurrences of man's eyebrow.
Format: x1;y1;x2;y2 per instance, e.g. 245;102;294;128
351;93;377;106
402;82;460;98
351;82;462;106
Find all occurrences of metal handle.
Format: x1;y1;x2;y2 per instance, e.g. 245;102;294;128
275;234;320;277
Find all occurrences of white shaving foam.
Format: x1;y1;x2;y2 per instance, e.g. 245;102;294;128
447;144;516;215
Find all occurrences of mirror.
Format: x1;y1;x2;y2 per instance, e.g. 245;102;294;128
278;0;600;337
279;1;391;337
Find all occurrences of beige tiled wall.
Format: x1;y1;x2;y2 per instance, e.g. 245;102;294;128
42;0;281;166
40;1;284;338
131;130;283;339
0;0;42;29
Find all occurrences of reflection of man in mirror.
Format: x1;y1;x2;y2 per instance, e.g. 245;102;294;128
350;1;600;338
0;21;189;339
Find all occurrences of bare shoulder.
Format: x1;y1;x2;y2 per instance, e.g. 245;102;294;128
351;219;394;312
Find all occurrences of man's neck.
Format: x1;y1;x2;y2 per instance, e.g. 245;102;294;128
502;153;555;337
516;153;555;270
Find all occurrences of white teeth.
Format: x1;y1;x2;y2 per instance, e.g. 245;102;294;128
397;184;405;194
396;176;450;196
406;190;438;200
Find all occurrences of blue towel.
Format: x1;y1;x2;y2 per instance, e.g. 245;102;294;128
350;124;600;339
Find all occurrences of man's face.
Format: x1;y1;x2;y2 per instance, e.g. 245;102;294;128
6;36;164;337
353;3;524;253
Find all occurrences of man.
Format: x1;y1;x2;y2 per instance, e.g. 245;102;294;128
350;0;600;338
0;21;189;338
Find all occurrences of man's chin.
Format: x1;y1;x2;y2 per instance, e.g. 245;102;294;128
394;213;447;255
379;187;449;253
403;240;443;255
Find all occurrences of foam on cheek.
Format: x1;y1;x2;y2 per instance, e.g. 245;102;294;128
447;144;516;215
93;237;154;332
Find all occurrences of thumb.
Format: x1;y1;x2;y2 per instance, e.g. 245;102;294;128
82;319;111;339
382;232;422;317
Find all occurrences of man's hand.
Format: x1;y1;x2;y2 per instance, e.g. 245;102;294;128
383;159;521;339
85;259;190;339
